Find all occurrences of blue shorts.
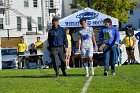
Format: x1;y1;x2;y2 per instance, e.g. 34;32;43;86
81;45;93;58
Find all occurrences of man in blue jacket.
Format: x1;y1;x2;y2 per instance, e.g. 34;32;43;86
99;18;120;76
48;18;68;77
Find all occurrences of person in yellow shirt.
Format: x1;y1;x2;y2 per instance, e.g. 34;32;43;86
122;35;136;64
17;38;27;68
65;28;72;69
35;37;43;51
17;38;27;55
35;37;44;68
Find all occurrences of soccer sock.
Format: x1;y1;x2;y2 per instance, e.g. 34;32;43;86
84;63;89;74
89;61;94;74
89;61;93;67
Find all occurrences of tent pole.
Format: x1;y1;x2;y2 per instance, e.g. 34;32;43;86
88;0;91;8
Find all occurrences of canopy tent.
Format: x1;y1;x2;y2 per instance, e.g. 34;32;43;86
59;7;118;27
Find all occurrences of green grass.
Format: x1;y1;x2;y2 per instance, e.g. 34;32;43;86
0;65;140;93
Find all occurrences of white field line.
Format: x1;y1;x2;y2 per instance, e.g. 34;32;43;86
80;76;93;93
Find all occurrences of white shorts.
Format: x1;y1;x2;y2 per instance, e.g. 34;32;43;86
81;45;93;58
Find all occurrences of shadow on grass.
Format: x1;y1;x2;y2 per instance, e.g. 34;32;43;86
0;74;89;78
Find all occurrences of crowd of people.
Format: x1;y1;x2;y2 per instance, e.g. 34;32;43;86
17;17;139;77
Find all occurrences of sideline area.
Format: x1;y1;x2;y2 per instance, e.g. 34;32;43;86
0;65;140;93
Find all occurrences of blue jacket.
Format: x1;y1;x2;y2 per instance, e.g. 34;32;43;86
135;32;140;44
48;25;68;48
99;26;120;46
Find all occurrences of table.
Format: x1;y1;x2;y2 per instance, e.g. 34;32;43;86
18;53;43;69
74;51;103;67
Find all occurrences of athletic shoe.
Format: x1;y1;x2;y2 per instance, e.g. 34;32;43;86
63;72;67;76
73;65;75;68
135;62;139;64
112;72;116;76
56;73;59;78
91;71;94;76
66;66;71;69
104;72;108;76
85;74;89;77
119;64;122;66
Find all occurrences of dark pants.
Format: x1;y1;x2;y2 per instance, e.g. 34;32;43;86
18;52;24;68
51;46;66;76
103;45;117;73
126;47;135;63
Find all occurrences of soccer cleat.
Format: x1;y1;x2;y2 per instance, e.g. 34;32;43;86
85;74;89;77
91;71;94;76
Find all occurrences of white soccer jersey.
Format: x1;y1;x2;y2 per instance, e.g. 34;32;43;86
79;27;94;48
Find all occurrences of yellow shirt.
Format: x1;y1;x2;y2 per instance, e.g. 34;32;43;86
67;34;71;48
35;41;43;50
123;36;136;47
17;43;27;52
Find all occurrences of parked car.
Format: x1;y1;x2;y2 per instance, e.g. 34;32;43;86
1;48;18;69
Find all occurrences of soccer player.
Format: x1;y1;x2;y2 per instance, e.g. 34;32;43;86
78;18;98;77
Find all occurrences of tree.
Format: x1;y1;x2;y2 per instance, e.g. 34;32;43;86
72;0;137;23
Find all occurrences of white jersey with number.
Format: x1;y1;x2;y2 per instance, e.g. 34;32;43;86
79;27;94;48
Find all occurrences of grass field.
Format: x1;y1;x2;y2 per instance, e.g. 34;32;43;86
0;65;140;93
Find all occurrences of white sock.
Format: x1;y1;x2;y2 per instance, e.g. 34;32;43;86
90;62;94;75
84;63;89;75
89;61;93;67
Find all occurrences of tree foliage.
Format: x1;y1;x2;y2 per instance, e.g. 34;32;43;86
72;0;137;23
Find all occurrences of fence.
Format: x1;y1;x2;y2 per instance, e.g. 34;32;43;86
0;27;44;38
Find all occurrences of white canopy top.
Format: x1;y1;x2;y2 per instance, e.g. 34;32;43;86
59;7;118;27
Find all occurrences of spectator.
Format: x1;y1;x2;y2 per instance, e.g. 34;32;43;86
35;37;43;52
72;41;82;68
72;29;79;42
17;38;27;55
117;40;124;66
65;28;72;69
28;43;40;68
135;31;140;58
17;38;27;68
99;18;120;76
48;18;68;77
35;37;44;68
78;18;98;77
29;43;37;54
72;29;80;52
122;35;136;64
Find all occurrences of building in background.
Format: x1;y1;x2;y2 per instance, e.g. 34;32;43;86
61;0;82;18
0;0;62;37
121;1;140;30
